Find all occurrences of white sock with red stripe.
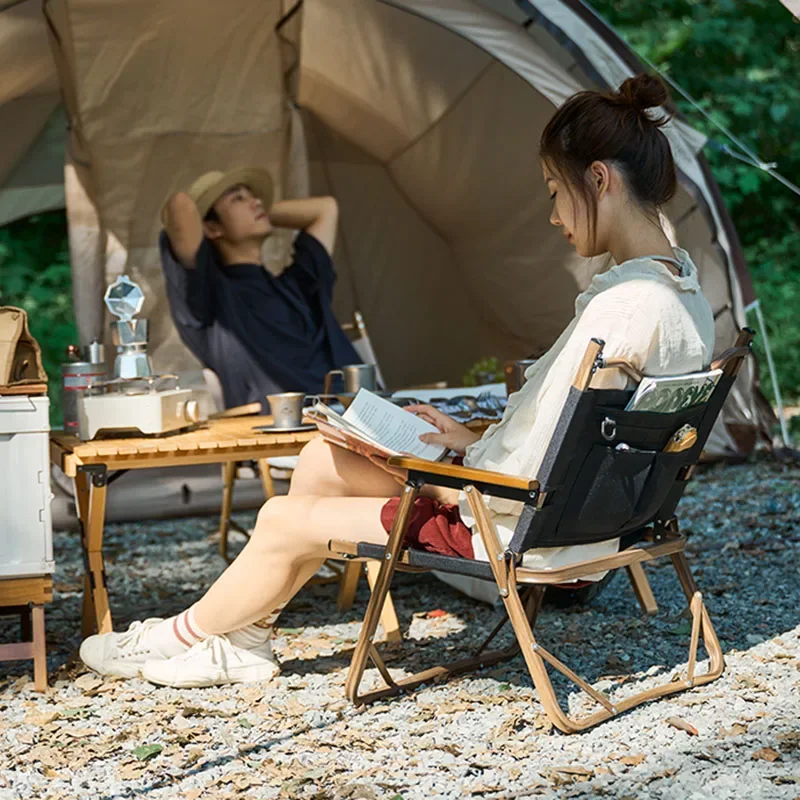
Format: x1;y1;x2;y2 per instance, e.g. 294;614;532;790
147;606;209;658
228;602;287;650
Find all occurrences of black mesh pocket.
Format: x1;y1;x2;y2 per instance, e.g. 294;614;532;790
559;445;656;536
629;452;689;526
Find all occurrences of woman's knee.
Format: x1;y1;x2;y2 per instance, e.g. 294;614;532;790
252;496;315;555
290;438;343;496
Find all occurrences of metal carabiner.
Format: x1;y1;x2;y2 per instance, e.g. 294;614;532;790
601;416;617;442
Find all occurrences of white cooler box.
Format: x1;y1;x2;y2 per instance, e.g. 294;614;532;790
0;395;54;577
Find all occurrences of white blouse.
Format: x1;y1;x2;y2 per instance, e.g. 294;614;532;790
461;248;715;578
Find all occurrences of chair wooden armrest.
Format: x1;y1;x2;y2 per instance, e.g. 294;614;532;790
209;402;262;419
387;455;537;492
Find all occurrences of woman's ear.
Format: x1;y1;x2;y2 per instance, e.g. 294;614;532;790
589;161;612;201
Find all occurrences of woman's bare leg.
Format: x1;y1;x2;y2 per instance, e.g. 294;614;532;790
193;495;389;633
288;437;403;498
289;437;459;503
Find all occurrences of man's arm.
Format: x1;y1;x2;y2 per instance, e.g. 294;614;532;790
268;196;339;255
163;192;204;267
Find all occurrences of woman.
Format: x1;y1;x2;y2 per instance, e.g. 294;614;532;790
80;74;715;687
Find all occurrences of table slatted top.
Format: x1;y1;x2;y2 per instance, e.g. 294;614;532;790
50;416;318;475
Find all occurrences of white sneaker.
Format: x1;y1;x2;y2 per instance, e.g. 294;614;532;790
79;618;168;679
141;635;280;688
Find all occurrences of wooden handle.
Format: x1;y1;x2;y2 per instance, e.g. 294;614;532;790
388;455;538;491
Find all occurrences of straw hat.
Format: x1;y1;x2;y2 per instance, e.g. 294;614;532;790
180;166;274;220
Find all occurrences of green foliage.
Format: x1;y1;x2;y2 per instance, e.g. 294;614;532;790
0;213;77;425
462;357;503;387
590;0;800;401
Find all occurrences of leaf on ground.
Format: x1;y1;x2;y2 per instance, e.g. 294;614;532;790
24;710;59;726
133;743;163;761
753;747;781;762
665;716;698;735
74;674;103;693
619;753;646;766
237;716;253;729
118;762;147;780
668;621;693;636
718;722;748;738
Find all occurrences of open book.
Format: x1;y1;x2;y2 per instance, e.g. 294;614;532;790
305;389;448;462
625;368;722;413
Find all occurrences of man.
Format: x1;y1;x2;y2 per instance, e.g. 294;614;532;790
160;167;360;409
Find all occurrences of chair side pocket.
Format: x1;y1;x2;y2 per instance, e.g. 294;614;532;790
559;444;656;536
629;451;689;527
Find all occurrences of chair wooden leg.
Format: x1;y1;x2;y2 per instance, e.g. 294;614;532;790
219;461;236;561
346;484;419;704
337;562;362;612
31;605;47;692
626;562;658;616
467;489;725;733
365;561;401;643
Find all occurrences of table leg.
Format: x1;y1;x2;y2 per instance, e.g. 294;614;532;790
257;458;276;500
75;470;110;636
219;461;236;560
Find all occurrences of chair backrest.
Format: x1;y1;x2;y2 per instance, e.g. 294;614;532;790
509;329;754;553
341;311;386;389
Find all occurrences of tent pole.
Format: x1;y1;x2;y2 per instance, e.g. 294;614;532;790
747;299;790;446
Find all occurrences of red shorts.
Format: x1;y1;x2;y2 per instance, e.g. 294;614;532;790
380;496;475;559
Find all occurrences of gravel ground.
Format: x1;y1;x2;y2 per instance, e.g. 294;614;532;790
0;455;799;800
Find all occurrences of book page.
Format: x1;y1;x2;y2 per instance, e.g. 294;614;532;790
306;401;385;448
343;389;447;461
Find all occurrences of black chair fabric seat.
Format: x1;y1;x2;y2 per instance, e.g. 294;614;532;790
355;541;497;580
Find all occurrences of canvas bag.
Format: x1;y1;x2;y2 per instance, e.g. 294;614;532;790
0;306;47;387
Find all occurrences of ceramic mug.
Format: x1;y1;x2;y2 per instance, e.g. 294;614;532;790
323;363;377;395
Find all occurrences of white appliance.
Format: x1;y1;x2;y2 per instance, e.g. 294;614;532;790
0;395;54;578
77;377;200;439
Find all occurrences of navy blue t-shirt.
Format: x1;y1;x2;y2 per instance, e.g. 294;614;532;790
159;230;360;408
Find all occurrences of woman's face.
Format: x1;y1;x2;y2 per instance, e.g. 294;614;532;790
543;162;610;258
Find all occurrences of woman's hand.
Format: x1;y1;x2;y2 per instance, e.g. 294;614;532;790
404;404;481;456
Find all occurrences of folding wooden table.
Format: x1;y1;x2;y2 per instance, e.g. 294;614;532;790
50;416;317;636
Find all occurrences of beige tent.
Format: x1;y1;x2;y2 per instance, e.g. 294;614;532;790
0;0;773;457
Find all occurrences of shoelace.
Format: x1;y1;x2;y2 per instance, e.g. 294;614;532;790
116;618;162;658
174;635;246;669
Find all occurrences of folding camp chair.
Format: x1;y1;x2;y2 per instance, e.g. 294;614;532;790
329;329;754;732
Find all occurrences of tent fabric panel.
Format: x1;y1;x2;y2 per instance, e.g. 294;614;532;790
85;130;288;251
390;59;587;353
303;113;484;388
2;106;67;190
299;0;493;164
0;0;58;105
0;186;65;228
0;94;59;186
62;0;285;143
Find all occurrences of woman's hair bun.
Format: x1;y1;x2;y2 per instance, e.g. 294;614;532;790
616;74;673;122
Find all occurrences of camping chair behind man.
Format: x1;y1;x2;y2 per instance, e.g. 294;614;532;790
329;329;754;732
